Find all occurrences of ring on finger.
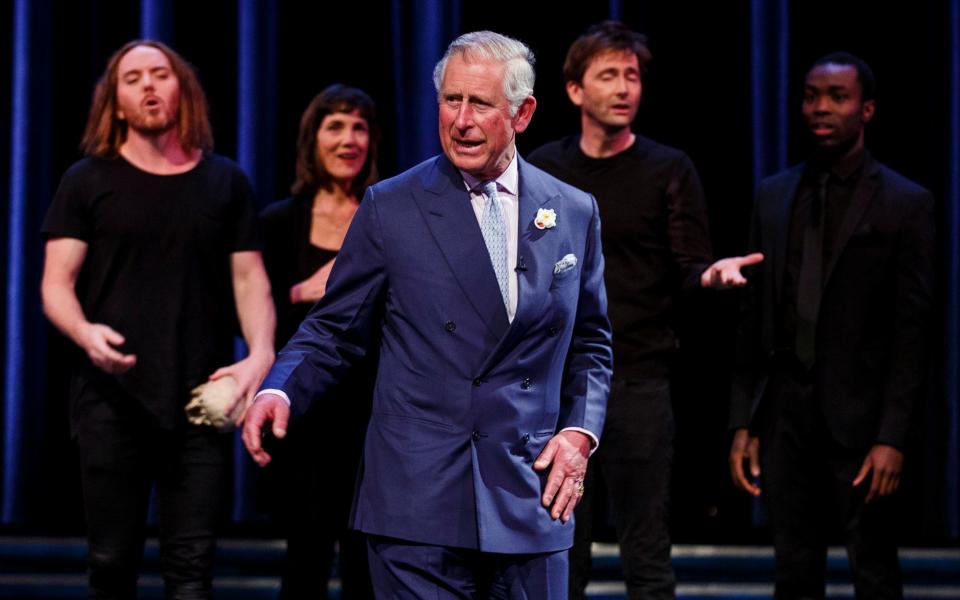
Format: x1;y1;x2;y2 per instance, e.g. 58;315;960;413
573;477;585;496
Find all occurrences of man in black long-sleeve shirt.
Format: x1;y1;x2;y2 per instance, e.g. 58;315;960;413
529;21;760;600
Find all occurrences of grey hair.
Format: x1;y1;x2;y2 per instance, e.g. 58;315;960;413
432;31;536;116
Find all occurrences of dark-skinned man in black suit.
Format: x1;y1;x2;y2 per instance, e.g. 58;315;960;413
728;52;934;600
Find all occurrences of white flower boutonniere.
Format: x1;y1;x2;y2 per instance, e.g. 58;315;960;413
534;208;557;230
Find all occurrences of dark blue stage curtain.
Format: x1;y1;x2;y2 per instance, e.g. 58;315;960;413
750;0;788;185
233;0;279;523
608;0;622;21
0;0;958;544
3;0;54;526
947;0;960;539
140;0;172;42
389;0;461;171
2;0;31;525
747;0;788;528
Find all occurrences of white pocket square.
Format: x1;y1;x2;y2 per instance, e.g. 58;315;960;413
554;254;577;275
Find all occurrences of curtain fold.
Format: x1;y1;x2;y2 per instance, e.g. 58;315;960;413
140;0;172;41
750;0;789;185
390;0;460;171
233;0;278;523
747;0;789;529
946;0;960;539
2;0;32;525
3;0;54;526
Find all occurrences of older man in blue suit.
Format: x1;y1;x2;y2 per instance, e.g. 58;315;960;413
244;30;612;598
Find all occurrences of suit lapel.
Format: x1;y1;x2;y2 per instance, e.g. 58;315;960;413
822;157;880;286
413;157;510;339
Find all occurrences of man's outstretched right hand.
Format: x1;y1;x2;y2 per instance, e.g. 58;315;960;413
242;393;289;466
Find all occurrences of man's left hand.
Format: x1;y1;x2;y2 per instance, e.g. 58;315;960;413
208;350;275;426
853;443;903;503
534;430;592;523
701;253;764;289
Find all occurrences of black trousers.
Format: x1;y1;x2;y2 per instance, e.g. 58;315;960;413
569;376;675;600
759;370;903;600
75;386;229;600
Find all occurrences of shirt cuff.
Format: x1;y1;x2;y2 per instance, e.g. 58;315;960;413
559;426;599;456
255;388;291;406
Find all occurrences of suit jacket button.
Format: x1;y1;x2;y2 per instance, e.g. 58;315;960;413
521;433;530;444
548;326;559;336
520;378;532;390
473;378;482;387
471;430;481;441
444;320;456;332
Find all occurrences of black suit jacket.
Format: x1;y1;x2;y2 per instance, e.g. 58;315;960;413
730;154;935;449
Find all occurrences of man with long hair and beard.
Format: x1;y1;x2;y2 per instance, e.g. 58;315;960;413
40;41;275;599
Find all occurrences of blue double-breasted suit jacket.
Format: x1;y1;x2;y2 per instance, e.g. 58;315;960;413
261;154;613;554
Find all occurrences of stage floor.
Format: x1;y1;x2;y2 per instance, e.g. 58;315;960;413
1;538;958;599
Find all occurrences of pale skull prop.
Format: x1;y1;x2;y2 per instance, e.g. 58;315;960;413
185;376;242;431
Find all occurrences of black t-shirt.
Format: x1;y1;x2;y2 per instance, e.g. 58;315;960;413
528;135;713;377
42;154;260;429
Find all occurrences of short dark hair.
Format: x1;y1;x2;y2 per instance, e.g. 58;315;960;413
563;21;652;85
291;84;380;199
810;52;876;102
81;40;213;157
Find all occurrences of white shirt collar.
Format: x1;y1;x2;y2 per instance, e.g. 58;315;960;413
458;150;519;196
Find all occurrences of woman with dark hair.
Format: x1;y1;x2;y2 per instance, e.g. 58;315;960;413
263;83;380;345
259;84;379;599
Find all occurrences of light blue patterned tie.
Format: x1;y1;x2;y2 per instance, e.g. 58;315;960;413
480;180;509;311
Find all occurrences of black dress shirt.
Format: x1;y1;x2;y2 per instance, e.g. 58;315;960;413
779;149;868;349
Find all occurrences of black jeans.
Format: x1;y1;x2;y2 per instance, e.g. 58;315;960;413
75;389;229;600
569;376;676;600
